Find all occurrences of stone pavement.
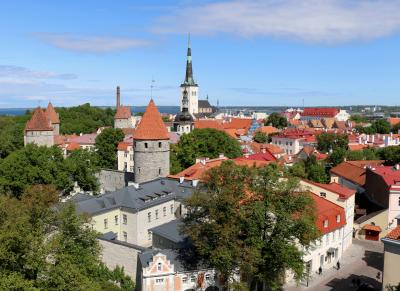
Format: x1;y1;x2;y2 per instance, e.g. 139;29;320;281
285;239;384;291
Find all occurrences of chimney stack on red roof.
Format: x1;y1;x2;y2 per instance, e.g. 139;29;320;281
133;99;169;140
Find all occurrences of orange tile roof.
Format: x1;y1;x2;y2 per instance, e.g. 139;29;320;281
66;142;80;151
133;100;169;140
255;126;279;135
311;192;346;234
265;143;285;155
348;144;369;151
386;226;400;240
224;118;252;130
363;224;382;232
388;117;400;127
46;102;60;124
121;128;135;136
194;119;224;131
115;106;132;119
304;180;356;200
330;160;384;186
25;107;53;131
117;141;132;151
302;107;339;118
224;128;238;138
169;157;268;181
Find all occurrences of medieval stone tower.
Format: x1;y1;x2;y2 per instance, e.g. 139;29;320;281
133;99;170;183
180;35;198;115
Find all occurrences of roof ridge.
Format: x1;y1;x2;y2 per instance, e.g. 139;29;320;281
133;100;169;140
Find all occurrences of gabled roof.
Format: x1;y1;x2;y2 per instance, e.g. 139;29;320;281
304;180;356;200
369;166;400;189
311;192;346;234
115;106;132;119
25;107;53;131
46;102;60;124
330;160;384;186
198;99;212;108
255;126;279;135
133;100;169;140
224;118;253;131
302;107;339;118
244;151;277;162
194;119;224;131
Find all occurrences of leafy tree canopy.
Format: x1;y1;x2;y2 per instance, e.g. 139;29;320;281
317;132;348;153
289;157;329;183
0;144;99;198
95;128;125;169
182;162;319;289
0;185;134;290
349;114;368;123
265;112;287;129
253;131;268;143
0;114;31;158
172;128;242;170
355;119;391;134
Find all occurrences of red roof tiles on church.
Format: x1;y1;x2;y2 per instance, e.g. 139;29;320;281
25;107;53;131
133;100;169;140
46;102;60;124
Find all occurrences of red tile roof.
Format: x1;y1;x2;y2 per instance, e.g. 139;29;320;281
369;166;400;189
117;141;132;151
330;160;385;186
348;144;369;151
66;142;80;151
305;180;356;200
115;106;132;119
25;107;53;131
388;117;400;127
363;224;382;232
302;107;339;118
133;100;169;140
223;118;252;131
386;226;400;240
311;192;346;234
255;126;279;135
245;151;278;162
46;102;60;124
194;119;224;131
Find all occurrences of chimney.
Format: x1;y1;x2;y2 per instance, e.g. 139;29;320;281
192;179;199;187
116;86;121;109
179;177;184;184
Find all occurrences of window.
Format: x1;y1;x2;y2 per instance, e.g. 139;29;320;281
163;207;166;217
148;212;151;222
157;262;162;271
123;231;127;242
148;230;152;241
114;215;118;225
398;197;400;206
155;278;164;284
159;168;162;175
130;166;134;172
104;218;108;229
182;277;188;283
336;215;341;223
123;214;127;224
138;167;141;173
158;142;162;148
320;192;326;198
323;220;328;228
205;274;211;281
144;143;148;149
170;204;174;214
155;209;159;219
191;276;196;282
124;152;127;158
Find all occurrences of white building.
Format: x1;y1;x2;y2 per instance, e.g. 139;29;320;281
117;140;134;172
180;37;198;115
335;109;351;121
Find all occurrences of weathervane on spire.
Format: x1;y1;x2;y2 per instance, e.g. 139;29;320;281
150;78;155;99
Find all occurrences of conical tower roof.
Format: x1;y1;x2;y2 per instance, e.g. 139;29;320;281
46;102;60;124
133;100;169;140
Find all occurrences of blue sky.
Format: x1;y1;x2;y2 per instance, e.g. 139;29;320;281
1;0;400;108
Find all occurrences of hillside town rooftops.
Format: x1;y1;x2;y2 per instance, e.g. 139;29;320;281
330;160;385;186
305;180;356;200
133;100;169;140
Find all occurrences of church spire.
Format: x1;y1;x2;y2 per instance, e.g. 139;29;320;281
182;33;196;86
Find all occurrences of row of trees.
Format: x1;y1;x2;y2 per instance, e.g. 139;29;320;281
0;185;134;290
182;162;319;289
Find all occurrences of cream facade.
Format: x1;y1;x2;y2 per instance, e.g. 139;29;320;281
271;136;302;155
117;146;134;172
300;181;355;251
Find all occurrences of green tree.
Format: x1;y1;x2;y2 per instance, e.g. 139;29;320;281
95;128;124;169
304;156;329;183
393;122;400;133
0;114;31;158
317;133;348;153
253;131;268;143
328;147;347;167
345;150;364;161
0;185;134;290
182;162;319;289
377;146;400;165
287;162;307;178
349;114;367;123
373;119;391;134
173;128;242;169
265;112;287;129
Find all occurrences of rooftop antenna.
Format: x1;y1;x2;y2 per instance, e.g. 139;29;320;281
150;78;155;99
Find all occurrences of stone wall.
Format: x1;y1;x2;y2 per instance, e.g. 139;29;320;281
115;118;133;129
98;238;144;280
134;140;169;184
96;169;134;193
24;130;54;147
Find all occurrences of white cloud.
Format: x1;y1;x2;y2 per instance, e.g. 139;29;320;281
34;33;151;53
0;65;77;80
154;0;400;43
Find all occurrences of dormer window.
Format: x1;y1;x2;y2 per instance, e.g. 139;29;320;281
320;192;326;198
323;220;328;228
336;215;341;223
157;262;162;271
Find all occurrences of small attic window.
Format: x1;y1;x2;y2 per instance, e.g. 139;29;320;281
336;215;340;223
145;143;148;149
320;192;326;198
157;262;162;271
323;220;328;228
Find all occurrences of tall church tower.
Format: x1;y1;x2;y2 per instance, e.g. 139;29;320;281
133;99;170;184
180;35;198;115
